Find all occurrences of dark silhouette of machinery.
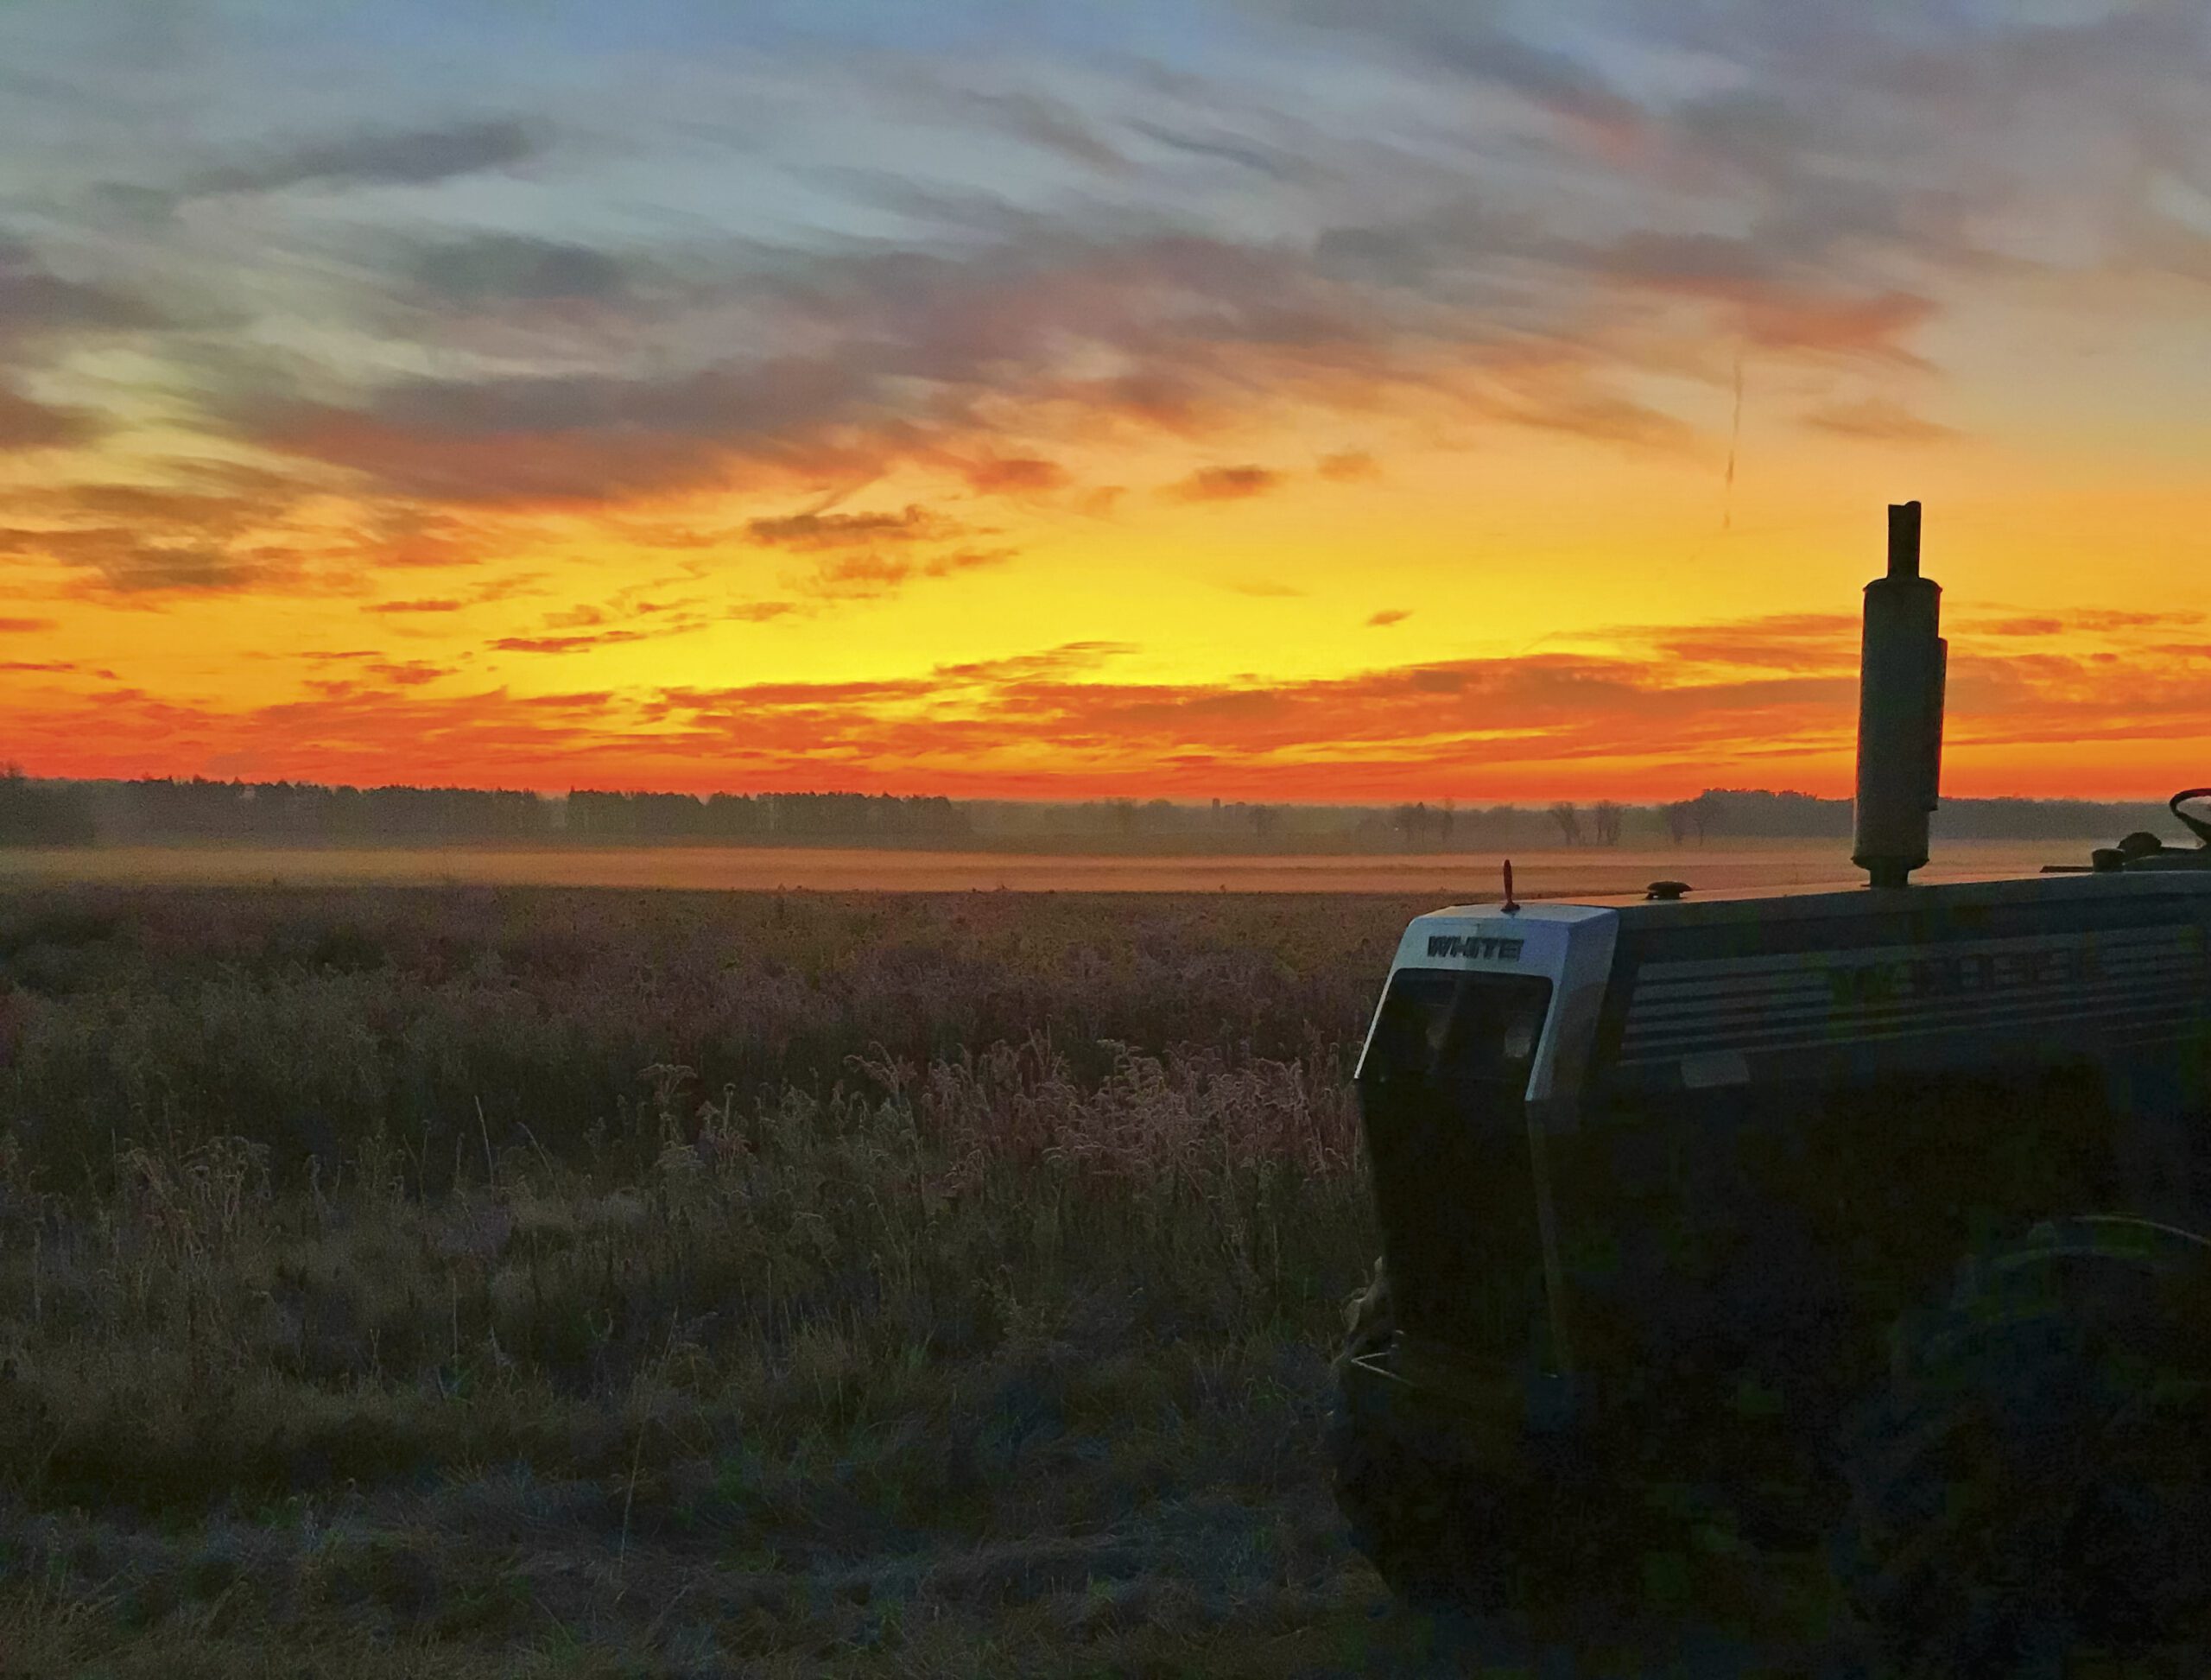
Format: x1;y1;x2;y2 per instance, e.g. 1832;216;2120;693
1329;504;2211;1672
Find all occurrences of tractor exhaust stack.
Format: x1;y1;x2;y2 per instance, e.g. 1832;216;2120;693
1853;501;1948;889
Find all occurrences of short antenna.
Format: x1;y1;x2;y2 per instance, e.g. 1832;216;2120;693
1501;858;1519;914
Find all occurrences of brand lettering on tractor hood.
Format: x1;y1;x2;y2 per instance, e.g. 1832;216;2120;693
1825;940;2102;1006
1426;933;1525;961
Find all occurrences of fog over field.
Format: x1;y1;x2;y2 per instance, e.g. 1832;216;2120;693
0;838;2100;896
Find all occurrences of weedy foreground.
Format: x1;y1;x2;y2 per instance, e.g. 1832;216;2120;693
0;885;1504;1677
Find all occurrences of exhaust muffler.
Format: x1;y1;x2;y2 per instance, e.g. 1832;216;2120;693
1853;501;1948;890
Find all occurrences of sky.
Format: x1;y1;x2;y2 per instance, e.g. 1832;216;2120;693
3;0;2210;802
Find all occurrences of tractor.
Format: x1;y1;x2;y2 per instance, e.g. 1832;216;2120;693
1330;504;2211;1671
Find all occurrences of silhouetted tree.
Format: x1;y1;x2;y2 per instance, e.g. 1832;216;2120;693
1592;800;1625;846
1393;802;1439;847
1689;791;1720;843
1663;800;1695;845
0;766;96;847
1549;802;1582;846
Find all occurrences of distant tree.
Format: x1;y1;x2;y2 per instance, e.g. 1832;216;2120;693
1592;800;1624;846
1662;800;1695;845
1688;790;1720;843
0;766;96;847
1392;801;1436;847
1441;797;1455;847
1549;801;1582;846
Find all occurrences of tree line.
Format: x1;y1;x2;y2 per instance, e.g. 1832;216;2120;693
0;772;2185;850
0;767;97;847
566;790;971;840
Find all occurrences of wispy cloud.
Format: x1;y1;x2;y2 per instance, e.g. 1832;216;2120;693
491;631;652;656
1166;465;1283;502
0;234;162;346
17;606;2207;796
1319;451;1380;482
191;118;540;197
406;234;635;307
1802;396;1956;442
802;547;1013;600
746;506;955;550
364;598;466;615
957;455;1070;494
0;387;98;452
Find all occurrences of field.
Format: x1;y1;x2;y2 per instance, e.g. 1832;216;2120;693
0;884;1866;1677
0;884;1437;1677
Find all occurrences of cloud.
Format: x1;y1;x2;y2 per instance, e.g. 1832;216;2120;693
491;631;651;656
0;617;59;634
1956;607;2202;638
746;505;953;549
89;548;300;596
249;391;732;506
0;386;98;452
1961;616;2065;638
1319;451;1380;482
930;641;1138;684
364;598;465;615
1493;387;1695;449
1223;578;1305;598
212;151;1944;522
363;660;453;688
1601;612;1859;674
0;477;396;599
0;526;300;595
193;119;540;197
959;88;1129;173
0;236;162;346
407;235;634;306
803;547;1012;600
2071;609;2204;632
1166;464;1283;502
11;605;2209;799
1267;5;1646;146
1803;396;1957;442
1368;608;1410;627
958;455;1071;494
29;483;261;529
219;217;1439;509
1130;120;1309;182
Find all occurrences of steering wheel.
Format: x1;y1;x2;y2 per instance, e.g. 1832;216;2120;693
2173;789;2211;849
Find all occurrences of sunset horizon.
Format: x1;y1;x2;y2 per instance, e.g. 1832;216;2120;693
4;3;2208;802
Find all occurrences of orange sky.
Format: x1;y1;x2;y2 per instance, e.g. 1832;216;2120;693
3;3;2209;801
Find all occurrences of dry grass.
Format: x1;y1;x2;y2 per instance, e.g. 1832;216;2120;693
0;887;1536;1676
